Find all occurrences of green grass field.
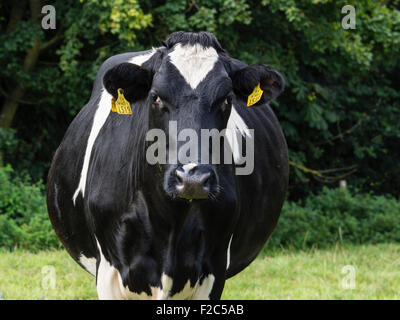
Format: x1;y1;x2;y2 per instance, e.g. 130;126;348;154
0;243;399;300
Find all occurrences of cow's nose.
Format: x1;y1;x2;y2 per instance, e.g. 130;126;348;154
174;164;214;199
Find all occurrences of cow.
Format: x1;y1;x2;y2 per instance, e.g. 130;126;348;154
46;31;289;300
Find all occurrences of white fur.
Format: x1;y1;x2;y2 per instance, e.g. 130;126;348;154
73;89;112;204
129;48;157;65
191;274;215;300
72;50;157;205
168;43;219;89
182;162;197;173
226;105;252;164
226;235;233;270
96;238;124;300
79;254;97;276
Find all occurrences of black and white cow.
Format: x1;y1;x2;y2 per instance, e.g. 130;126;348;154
47;31;289;299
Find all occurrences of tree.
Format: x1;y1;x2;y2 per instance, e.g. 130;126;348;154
0;0;151;175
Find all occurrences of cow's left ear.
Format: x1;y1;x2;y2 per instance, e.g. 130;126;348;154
231;64;285;105
103;62;153;102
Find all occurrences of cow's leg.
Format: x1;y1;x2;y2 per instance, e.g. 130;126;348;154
191;274;217;300
192;254;227;300
208;273;227;300
96;252;126;300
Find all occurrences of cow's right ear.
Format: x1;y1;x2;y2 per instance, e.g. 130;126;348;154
103;62;153;102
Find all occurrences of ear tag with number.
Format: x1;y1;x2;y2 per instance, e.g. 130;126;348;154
111;98;117;112
113;88;132;115
247;83;264;107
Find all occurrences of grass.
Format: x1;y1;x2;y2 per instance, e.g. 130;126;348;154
223;243;400;299
0;243;399;300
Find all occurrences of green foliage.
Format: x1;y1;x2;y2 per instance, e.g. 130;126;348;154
267;187;400;249
0;165;60;251
0;128;48;181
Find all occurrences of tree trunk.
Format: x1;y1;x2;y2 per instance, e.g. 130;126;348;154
0;0;42;165
6;1;27;34
0;36;41;129
0;88;26;129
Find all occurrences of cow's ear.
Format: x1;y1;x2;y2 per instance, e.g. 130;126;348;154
231;64;284;105
103;62;153;102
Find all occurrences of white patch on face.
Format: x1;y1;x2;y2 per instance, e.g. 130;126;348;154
72;49;157;205
226;234;233;271
182;162;197;173
226;105;252;164
168;43;219;89
79;254;97;276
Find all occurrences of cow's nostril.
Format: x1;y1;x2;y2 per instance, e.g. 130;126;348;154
169;166;218;200
200;173;211;186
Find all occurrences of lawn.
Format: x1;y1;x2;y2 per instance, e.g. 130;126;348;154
0;243;399;300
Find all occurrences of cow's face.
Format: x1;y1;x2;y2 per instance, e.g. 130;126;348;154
147;43;234;201
103;32;284;201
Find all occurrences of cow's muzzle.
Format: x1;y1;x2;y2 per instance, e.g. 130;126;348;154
165;163;218;200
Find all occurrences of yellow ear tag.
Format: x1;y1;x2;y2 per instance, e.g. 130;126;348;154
247;83;264;107
111;98;117;112
115;89;132;115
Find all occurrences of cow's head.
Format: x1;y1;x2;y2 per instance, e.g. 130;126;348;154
103;32;284;202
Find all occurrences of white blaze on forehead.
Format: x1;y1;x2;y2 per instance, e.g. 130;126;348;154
168;43;219;89
72;49;156;205
182;162;197;173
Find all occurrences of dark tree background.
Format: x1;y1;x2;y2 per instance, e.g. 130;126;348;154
0;0;399;201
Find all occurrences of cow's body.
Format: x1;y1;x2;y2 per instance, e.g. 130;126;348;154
47;32;289;299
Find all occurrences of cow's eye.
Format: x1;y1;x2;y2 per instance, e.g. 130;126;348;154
150;92;168;112
221;96;232;113
150;92;159;102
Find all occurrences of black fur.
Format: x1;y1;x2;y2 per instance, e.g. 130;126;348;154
47;32;289;300
163;31;226;54
232;64;285;104
103;62;153;102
